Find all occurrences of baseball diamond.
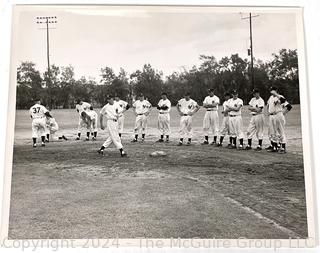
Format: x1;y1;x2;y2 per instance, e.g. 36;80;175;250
9;102;307;239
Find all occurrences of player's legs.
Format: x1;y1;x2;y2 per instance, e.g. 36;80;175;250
202;111;211;144
235;116;244;148
141;115;147;140
228;117;237;148
163;114;170;141
118;115;124;137
186;116;193;144
255;114;265;149
212;111;219;144
38;119;47;146
133;115;142;141
277;113;287;152
91;118;98;140
246;117;256;149
178;116;188;144
219;116;229;146
268;115;279;152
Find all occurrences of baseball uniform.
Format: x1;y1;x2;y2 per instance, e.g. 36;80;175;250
86;110;98;134
177;98;198;139
29;103;48;139
267;95;287;144
220;100;230;137
227;98;244;139
100;103;123;149
157;98;171;136
114;100;128;135
247;97;265;140
203;95;220;138
133;100;152;135
76;102;91;134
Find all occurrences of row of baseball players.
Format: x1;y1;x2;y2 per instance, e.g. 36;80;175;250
29;86;291;155
73;86;292;156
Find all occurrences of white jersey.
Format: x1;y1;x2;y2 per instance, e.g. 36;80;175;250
203;95;220;110
87;110;98;120
76;102;91;115
133;100;151;114
114;100;128;115
178;98;198;115
222;101;229;116
267;95;286;114
100;103;121;120
157;99;171;113
227;98;243;116
29;104;48;119
249;97;265;115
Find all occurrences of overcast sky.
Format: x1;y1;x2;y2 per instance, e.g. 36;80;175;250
15;6;298;80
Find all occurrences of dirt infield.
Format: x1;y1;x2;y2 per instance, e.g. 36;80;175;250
8;105;307;239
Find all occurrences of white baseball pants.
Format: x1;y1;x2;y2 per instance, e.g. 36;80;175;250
102;120;123;149
247;114;265;140
203;110;219;136
158;113;171;135
220;116;230;136
32;118;46;138
179;115;193;138
268;113;286;143
134;114;148;134
229;115;244;139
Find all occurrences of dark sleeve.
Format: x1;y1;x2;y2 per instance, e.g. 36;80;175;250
279;96;286;104
157;105;161;110
126;104;130;110
285;104;292;111
161;105;169;110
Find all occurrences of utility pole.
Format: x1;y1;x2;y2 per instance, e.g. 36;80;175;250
36;16;57;108
241;13;259;91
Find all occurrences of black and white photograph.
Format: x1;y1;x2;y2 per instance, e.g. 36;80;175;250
2;5;315;243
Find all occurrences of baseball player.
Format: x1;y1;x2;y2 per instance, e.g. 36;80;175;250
226;90;245;149
131;94;152;142
29;98;52;147
45;116;68;141
75;100;92;140
266;87;292;153
177;92;200;145
98;96;127;157
202;89;220;145
217;92;233;147
245;89;265;151
86;106;98;140
156;92;171;142
114;95;130;138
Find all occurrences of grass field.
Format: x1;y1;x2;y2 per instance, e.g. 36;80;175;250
8;105;307;239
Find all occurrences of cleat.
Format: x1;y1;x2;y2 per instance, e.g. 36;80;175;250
165;139;170;143
41;142;45;147
210;142;216;145
227;143;232;148
98;149;104;155
85;137;90;141
278;148;287;154
45;139;49;143
186;141;191;146
228;145;236;149
216;143;222;147
62;135;68;140
156;139;164;143
238;145;244;150
255;146;262;151
131;139;138;143
202;141;209;145
92;137;96;141
265;145;273;150
245;146;252;150
177;142;183;146
76;137;80;140
141;138;145;143
121;151;127;157
33;143;37;148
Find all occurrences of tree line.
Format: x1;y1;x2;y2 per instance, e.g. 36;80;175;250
16;48;299;109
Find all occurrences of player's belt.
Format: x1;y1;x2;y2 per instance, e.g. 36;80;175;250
229;115;239;117
252;113;262;116
183;114;190;116
159;112;168;114
206;109;217;111
107;119;117;122
137;113;144;116
269;111;282;115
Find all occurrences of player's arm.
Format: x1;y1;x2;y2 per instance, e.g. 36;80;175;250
145;102;152;116
176;102;183;116
45;111;53;118
283;103;292;115
229;104;242;112
190;104;200;115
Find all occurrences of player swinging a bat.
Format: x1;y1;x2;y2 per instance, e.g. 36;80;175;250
98;96;127;157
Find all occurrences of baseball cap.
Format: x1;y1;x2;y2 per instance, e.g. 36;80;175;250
231;90;238;95
270;86;278;92
252;88;260;93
